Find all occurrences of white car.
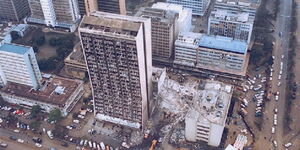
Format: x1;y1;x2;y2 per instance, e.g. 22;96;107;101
275;95;279;101
279;70;282;75
278;75;282;80
274;114;277;120
274;119;277;126
281;55;284;59
284;143;292;148
35;143;42;148
274;108;278;113
278;82;281;87
273;140;278;147
13;129;20;133
271;127;275;134
17;139;24;143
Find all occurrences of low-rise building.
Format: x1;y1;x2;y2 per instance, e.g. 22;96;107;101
64;43;87;79
0;75;84;116
185;80;233;146
174;32;249;77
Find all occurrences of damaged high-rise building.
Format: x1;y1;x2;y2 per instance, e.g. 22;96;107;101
79;11;152;129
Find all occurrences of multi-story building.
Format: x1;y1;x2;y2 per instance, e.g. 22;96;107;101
82;0;126;16
174;32;248;77
136;7;177;63
64;43;87;79
166;0;211;16
79;11;152;129
27;0;80;32
209;0;258;43
185;80;233;147
77;0;87;16
151;2;192;35
0;0;31;22
0;43;42;89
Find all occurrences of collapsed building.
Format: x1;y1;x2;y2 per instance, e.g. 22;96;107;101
155;67;233;147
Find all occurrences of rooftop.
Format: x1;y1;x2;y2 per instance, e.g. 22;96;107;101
80;11;142;34
152;2;192;21
176;32;248;54
0;43;31;55
210;9;254;23
159;75;233;125
215;0;260;9
0;75;83;107
135;7;177;24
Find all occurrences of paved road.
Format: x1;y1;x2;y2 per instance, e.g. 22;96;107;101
0;128;76;150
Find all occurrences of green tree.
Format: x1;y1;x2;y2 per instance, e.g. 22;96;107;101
29;121;41;130
34;35;46;46
48;108;62;122
31;105;42;118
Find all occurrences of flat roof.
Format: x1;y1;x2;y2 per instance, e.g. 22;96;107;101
0;43;30;55
135;7;177;24
176;32;248;54
0;75;82;107
81;13;141;32
199;35;248;54
210;9;254;23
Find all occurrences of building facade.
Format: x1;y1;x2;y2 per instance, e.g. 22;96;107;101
174;32;248;76
27;0;80;32
79;11;152;129
0;0;31;22
208;9;254;43
136;7;177;62
214;0;259;17
0;43;42;89
166;0;211;16
82;0;126;16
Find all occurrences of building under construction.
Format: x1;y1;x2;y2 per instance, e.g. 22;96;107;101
79;11;152;129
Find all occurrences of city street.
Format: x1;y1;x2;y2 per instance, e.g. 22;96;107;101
0;128;76;150
253;0;297;149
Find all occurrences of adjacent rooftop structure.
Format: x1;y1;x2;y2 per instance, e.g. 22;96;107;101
64;43;87;79
166;0;211;16
214;0;260;16
0;75;84;116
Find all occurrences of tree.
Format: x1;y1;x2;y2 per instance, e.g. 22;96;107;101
10;31;20;41
38;57;56;71
34;35;46;46
48;108;62;122
53;125;68;139
31;105;42;118
29;121;41;130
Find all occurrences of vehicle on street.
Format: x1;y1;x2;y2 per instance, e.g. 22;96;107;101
35;143;42;148
0;142;8;148
274;108;278;113
10;136;17;141
271;127;275;134
278;75;281;80
32;137;42;143
281;55;284;59
273;140;278;147
278;82;281;87
274;119;277;126
47;130;54;139
284;143;292;148
275;95;279;101
13;129;20;133
17;139;24;143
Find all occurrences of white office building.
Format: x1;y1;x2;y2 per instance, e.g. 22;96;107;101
185;80;233;146
152;2;192;34
27;0;81;32
166;0;211;16
0;43;42;89
174;32;249;77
